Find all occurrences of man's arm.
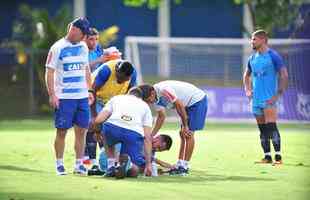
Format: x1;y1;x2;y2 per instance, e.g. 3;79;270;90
174;99;190;135
266;67;289;105
277;67;289;96
154;158;173;169
152;109;166;136
85;65;95;105
143;126;153;176
243;67;252;98
93;66;111;92
175;99;188;127
45;67;58;109
94;110;112;125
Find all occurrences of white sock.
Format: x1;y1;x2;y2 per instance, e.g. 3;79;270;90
83;156;89;161
183;160;189;169
176;160;182;167
275;151;281;155
56;159;64;167
264;152;272;156
107;158;116;169
91;159;98;165
75;159;83;167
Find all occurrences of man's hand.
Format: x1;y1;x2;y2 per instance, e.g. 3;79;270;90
49;94;59;109
266;95;279;105
94;131;104;143
245;89;252;99
181;125;192;138
88;92;95;105
144;163;152;176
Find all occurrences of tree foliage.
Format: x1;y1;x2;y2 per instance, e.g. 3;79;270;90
123;0;181;9
233;0;307;36
2;4;119;113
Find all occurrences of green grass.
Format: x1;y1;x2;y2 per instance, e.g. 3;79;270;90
0;119;310;200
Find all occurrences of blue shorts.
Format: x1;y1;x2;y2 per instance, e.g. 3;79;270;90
186;95;208;131
252;101;277;116
101;123;145;167
54;98;90;129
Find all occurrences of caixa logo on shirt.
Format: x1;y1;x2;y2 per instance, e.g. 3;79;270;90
296;93;310;119
121;115;132;121
63;62;84;71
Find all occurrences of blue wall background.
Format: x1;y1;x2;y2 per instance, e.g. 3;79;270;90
1;0;309;51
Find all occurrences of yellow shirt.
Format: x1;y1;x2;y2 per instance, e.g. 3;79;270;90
93;60;130;103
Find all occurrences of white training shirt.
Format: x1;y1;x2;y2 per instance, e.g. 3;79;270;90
46;38;89;99
154;80;206;110
102;95;153;136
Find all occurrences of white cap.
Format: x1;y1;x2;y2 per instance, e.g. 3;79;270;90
103;46;122;56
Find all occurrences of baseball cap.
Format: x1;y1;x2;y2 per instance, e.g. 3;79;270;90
71;17;91;35
103;46;122;56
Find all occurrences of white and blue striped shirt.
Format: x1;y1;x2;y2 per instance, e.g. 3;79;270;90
46;38;89;99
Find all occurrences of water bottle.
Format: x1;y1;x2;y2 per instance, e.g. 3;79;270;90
151;161;158;177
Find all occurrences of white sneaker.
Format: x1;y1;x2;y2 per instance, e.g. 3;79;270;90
56;165;67;176
73;165;88;175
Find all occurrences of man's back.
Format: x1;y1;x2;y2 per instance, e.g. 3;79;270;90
154;80;205;108
103;95;153;135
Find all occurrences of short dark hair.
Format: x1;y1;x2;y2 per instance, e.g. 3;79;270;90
138;84;155;101
116;61;134;77
160;134;173;150
252;29;268;41
128;87;143;98
87;27;99;37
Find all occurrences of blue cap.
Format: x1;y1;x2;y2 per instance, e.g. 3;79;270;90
71;17;91;35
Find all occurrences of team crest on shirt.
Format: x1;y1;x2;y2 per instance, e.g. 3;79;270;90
296;93;310;119
121;115;132;121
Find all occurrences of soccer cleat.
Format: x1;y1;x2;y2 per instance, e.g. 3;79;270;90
168;166;189;176
115;155;129;179
104;166;116;177
178;166;189;176
87;166;105;176
90;165;100;171
74;165;88;175
273;155;282;165
56;165;67;176
255;156;272;164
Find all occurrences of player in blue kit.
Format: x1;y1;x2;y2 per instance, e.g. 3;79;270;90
243;30;289;165
84;27;104;72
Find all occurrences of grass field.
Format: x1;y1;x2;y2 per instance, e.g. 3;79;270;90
0;119;309;200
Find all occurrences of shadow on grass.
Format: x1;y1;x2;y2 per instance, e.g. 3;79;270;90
86;169;276;184
0;165;46;173
284;163;310;168
0;192;78;200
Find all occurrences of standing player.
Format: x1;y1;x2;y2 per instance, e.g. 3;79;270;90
243;30;288;165
141;81;208;175
45;17;94;175
84;27;104;72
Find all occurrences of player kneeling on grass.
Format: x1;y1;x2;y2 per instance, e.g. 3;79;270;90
92;87;154;178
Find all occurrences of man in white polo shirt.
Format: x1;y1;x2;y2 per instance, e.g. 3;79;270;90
146;80;208;175
93;87;153;178
45;17;94;175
